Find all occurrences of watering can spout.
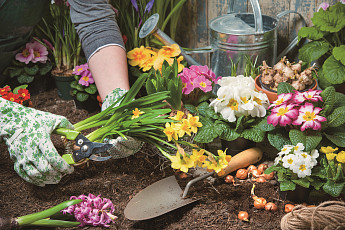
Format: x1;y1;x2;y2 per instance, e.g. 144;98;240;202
139;13;201;66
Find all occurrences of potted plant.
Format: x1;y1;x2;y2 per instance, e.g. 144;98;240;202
2;40;53;95
0;85;32;107
37;0;81;100
70;63;100;113
297;2;345;90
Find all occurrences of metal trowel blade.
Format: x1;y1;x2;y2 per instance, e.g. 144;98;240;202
124;176;198;220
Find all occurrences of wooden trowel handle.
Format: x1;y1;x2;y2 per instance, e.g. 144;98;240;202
221;147;263;177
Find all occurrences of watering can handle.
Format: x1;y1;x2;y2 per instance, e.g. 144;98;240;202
227;0;263;33
276;10;306;61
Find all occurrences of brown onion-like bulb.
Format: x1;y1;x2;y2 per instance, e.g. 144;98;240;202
238;211;249;221
262;172;274;180
265;202;278;211
284;204;295;213
224;175;235;184
257;163;269;174
254;197;267;209
236;169;248;180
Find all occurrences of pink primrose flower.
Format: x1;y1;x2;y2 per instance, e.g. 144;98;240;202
28;41;48;63
73;63;89;76
78;70;94;87
62;193;117;227
193;75;212;93
180;73;194;95
293;90;323;104
292;102;326;131
189;65;221;83
15;43;34;64
317;2;330;11
269;93;293;108
267;103;299;126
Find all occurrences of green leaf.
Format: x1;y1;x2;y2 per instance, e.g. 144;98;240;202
312;3;345;33
334;163;345;182
256;117;276;131
292;178;310;188
214;120;228;136
76;92;89;102
333;45;345;66
327;106;345;127
193;116;218;143
298;40;330;63
277;82;295;95
280;181;296;191
241;128;265;143
264;165;279;174
323;55;345;84
268;129;292;151
76;84;84;92
289;129;306;146
298;26;328;42
320;86;335;116
310;178;325;190
38;62;53;75
70;81;78;89
184;104;197;114
85;84;97;94
323;180;345;197
17;73;34;83
8;67;23;78
289;129;322;152
167;80;182;110
317;67;334;89
146;79;157;94
334;92;345;108
13;85;28;93
197;101;212;117
220;125;240;142
24;65;39;75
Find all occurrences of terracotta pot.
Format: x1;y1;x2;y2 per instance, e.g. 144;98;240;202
254;75;318;102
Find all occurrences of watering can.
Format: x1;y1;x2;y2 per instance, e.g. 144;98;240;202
139;0;306;78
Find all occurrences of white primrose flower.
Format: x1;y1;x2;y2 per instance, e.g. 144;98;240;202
218;75;255;90
293;143;305;153
278;145;294;156
291;158;312;178
274;155;282;165
282;154;298;170
296;151;316;167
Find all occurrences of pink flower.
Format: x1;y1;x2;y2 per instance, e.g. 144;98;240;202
62;193;117;227
293;90;323;104
28;41;48;63
15;43;34;64
269;93;293;108
267;103;299;126
180;73;194;95
189;65;221;83
73;63;89;76
292;102;327;131
193;75;212;93
43;38;55;51
78;70;94;86
317;2;330;11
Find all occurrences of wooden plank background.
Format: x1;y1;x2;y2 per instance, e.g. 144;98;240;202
176;0;338;66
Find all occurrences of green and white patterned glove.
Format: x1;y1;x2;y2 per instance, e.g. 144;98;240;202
0;97;74;186
102;88;143;159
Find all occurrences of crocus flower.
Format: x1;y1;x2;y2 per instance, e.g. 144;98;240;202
78;71;95;87
15;43;34;64
62;194;117;227
292;102;326;131
317;2;330;11
267;103;298;126
130;0;139;12
144;0;155;13
28;41;49;63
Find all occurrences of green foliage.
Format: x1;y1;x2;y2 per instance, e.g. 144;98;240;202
70;76;98;103
298;2;345;89
145;59;182;110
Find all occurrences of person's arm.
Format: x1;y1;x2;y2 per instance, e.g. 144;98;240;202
68;0;129;101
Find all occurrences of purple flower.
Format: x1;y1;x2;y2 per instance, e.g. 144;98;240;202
78;70;94;87
62;194;117;227
28;41;49;63
317;2;330;11
73;63;89;76
144;0;155;13
15;43;34;64
131;0;139;12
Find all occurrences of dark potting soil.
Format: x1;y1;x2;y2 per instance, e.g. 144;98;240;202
0;89;308;230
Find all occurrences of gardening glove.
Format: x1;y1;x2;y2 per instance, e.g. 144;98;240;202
0;97;74;186
101;88;143;159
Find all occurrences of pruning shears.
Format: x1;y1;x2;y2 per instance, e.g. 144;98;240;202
54;128;113;165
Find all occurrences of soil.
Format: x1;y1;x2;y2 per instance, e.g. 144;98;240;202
0;88;313;230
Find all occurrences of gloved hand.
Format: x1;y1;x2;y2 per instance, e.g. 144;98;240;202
0;97;74;186
101;88;143;159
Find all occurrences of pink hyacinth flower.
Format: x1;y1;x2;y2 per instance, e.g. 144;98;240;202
27;41;48;63
78;70;94;86
269;93;293;108
267;103;299;126
292;102;327;131
317;2;330;11
15;43;34;64
193;75;212;93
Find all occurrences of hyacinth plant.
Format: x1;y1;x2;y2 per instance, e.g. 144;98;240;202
70;63;99;103
266;82;345;152
0;85;31;107
185;75;271;145
3;40;53;84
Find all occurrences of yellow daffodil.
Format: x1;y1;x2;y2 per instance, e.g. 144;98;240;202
217;149;231;166
164;122;178;141
326;153;337;161
169;111;185;121
175;119;191;138
187;114;202;133
127;46;151;67
158;44;181;58
131;108;144;119
170;150;194;173
190;149;207;167
336;151;345;163
320;146;338;154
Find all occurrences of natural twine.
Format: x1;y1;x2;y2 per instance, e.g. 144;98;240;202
281;201;345;230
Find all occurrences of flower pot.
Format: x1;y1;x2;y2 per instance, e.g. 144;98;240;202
221;137;256;156
73;95;101;113
27;75;55;96
279;184;310;203
254;75;318;102
53;75;74;100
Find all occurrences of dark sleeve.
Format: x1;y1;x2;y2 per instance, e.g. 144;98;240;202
68;0;125;61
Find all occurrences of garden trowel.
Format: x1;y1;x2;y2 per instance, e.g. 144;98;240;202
124;147;262;220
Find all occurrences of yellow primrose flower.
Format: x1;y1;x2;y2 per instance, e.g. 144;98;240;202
175;119;191;138
176;56;184;73
187;114;203;133
336;151;345;163
131;108;144;119
217;149;231;166
326;153;337;161
170;151;194;173
169;111;185;121
158;44;181;58
320;146;338;154
127;46;151;67
152;54;168;72
190;149;207;167
164;122;178;141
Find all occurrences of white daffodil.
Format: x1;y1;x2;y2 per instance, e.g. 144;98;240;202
282;154;298;170
293;143;305;153
291;158;312;178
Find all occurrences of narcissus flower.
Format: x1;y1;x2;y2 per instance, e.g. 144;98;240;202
170;150;194;173
187;114;202;133
131;108;144;119
164;122;178;141
190;149;207;167
292;102;326;131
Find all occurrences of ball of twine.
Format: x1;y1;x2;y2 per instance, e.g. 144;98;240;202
281;201;345;230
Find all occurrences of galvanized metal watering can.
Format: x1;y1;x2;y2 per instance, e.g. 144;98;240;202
139;0;305;78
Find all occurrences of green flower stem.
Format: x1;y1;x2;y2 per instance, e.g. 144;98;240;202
28;219;80;227
16;200;82;226
161;0;186;33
